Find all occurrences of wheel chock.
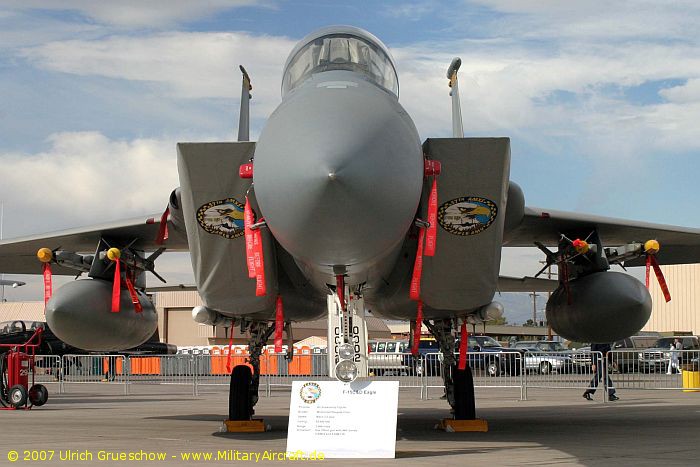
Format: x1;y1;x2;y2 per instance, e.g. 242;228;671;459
223;419;267;433
437;418;488;432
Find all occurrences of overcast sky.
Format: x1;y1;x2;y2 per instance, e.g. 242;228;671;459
1;1;698;319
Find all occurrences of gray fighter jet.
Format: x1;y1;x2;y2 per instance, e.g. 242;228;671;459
1;26;700;421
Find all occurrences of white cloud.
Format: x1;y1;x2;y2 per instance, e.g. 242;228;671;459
21;26;700;165
466;0;700;42
1;1;268;28
660;79;700;103
21;32;295;119
384;1;438;21
0;132;179;236
394;40;700;157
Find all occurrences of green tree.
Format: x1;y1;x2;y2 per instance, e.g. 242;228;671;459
488;316;508;325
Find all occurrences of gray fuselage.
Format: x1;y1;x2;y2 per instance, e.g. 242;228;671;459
254;70;424;293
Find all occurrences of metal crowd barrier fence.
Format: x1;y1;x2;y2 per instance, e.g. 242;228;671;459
421;351;525;400
129;354;198;396
56;355;129;395
607;349;700;392
32;355;64;394
520;351;601;400
27;350;700;399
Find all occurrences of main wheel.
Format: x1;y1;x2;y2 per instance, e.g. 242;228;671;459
539;361;552;375
0;356;8;407
9;385;28;409
229;365;253;421
487;359;500;377
28;384;49;407
452;366;476;420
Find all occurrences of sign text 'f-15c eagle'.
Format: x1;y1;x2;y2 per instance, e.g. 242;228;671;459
1;26;700;422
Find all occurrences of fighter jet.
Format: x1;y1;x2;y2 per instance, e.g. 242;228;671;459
1;25;700;422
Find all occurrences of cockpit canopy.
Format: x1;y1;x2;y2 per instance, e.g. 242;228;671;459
282;26;399;97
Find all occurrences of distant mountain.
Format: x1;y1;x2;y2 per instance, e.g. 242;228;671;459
495;292;548;325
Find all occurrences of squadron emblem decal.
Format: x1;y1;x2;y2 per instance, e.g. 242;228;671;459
438;196;498;236
299;382;322;404
196;198;245;239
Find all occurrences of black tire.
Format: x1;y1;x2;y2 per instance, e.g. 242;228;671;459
507;355;522;376
0;356;8;408
414;364;423;377
539;361;552;375
229;365;253;421
9;385;28;409
452;366;476;420
28;384;48;407
487;359;500;377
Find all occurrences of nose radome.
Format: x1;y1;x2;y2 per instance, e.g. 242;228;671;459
253;78;423;270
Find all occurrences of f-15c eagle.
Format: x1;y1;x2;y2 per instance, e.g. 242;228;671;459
1;26;699;421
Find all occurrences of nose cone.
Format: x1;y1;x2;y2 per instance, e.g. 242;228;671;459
254;75;423;272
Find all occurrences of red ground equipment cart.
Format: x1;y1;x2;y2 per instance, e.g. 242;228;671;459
0;327;48;410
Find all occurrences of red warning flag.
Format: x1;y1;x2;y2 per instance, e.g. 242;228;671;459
253;229;266;296
424;179;438;257
409;227;426;301
42;263;52;306
124;274;143;313
647;255;671;302
274;296;284;353
458;320;468;370
111;259;121;313
155;207;169;245
645;255;651;288
225;333;235;374
411;300;423;356
244;197;256;279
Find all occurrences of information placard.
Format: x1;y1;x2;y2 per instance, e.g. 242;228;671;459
286;380;399;458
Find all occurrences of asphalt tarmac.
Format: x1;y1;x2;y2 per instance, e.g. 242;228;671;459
0;384;698;466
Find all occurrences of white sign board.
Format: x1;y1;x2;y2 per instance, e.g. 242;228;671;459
286;380;399;458
327;295;369;378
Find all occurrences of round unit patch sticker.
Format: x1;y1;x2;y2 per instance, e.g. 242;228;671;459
438;196;498;236
299;382;322;404
196;198;245;239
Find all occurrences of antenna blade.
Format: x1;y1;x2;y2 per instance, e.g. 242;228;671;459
238;65;252;142
447;57;464;138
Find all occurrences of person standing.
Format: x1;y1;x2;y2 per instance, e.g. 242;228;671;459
667;338;683;374
583;342;619;401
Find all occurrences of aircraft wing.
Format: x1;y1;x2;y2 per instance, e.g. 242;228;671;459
504;206;700;266
0;214;188;275
497;276;558;292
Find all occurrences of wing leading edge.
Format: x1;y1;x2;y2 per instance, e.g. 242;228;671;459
0;215;188;275
505;206;700;266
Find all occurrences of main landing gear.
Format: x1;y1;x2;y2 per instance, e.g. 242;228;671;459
226;321;274;431
424;319;485;431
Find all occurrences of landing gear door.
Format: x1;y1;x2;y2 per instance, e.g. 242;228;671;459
327;295;369;378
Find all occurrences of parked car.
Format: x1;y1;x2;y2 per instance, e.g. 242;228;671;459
408;336;521;377
368;340;410;376
610;335;659;373
570;346;593;370
512;341;568;352
638;336;700;373
511;341;574;374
